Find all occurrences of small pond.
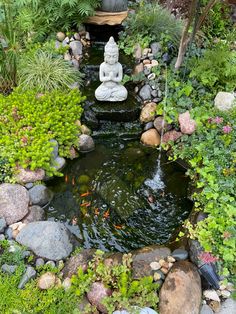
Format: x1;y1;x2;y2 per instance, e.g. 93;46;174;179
47;140;192;252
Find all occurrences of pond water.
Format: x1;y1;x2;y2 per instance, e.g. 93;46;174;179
47;140;192;252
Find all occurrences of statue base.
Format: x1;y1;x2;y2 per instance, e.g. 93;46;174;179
86;10;128;26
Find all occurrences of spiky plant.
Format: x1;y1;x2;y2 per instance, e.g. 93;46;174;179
18;50;84;92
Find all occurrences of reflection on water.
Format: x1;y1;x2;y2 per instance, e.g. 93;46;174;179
47;140;192;252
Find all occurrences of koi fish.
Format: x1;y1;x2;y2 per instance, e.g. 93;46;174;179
80;202;91;207
114;224;123;230
72;177;75;186
80;191;91;197
103;209;110;219
64;174;69;183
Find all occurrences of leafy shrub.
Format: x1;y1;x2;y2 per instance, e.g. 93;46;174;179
0;89;85;177
171;107;236;277
119;1;183;55
18;50;84;92
0;157;12;183
190;44;236;92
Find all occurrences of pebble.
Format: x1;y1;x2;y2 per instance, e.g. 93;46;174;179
153;272;161;281
167;256;176;263
150;261;161;270
203;289;220;302
209;300;221;312
45;260;56;268
160;267;169;275
0;218;7;233
22;250;31;258
10;222;22;231
12;229;19;239
36;258;45;267
25;183;33;189
226;283;234;292
151;60;159;67
38;272;56;290
143;59;151;65
18;266;36;289
158;259;165;267
62;277;71;291
1;264;17;274
221;290;231;298
172;248;188;261
0;234;5;240
147;73;156;80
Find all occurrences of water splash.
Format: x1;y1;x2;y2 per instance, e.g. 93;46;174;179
144;164;165;190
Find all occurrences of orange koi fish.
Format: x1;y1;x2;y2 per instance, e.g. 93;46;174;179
64;174;69;183
80;191;91;197
94;208;100;216
103;209;110;219
72;177;75;186
114;224;123;230
80;202;91;207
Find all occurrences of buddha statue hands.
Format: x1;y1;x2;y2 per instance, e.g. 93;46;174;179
95;37;128;102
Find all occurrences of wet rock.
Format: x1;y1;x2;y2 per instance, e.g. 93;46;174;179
53;156;66;172
171;248;188;261
18;266;36;289
162;52;171;64
38;272;56;290
50;139;59;159
63;248;96;278
82;107;99;129
0;217;6;233
16;221;73;260
200;304;214;314
162;130;182;143
0;184;29;225
218;298;236;314
140;102;157;123
1;264;17;274
29;185;53;207
132;245;171;278
214;92;235;111
87;282;112;313
22;205;44;223
154;116;171;133
178;111;197;135
141;129;161;147
159;261;201;314
139;84;152;101
144;121;154;131
69;40;83;57
78;134;95;153
56;32;66;42
15;168;45;184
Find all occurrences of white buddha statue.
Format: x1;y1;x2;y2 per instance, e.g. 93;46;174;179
95;37;128;102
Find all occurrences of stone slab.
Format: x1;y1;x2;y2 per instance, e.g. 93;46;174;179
86;10;128;25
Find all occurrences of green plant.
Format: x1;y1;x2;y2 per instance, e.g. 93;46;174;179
18;50;84;92
190;43;236;92
0;89;85;178
119;0;183;55
0;156;12;183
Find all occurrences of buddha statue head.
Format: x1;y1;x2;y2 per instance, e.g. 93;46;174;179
104;36;119;65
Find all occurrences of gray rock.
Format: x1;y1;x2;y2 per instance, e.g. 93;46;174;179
5;227;13;239
150;42;162;56
55;40;61;50
72;58;80;69
16;221;73;261
200;304;214;314
218;298;236;314
144;67;151;76
53;156;66;172
15;168;45;184
45;260;56;268
18;266;36;289
22;205;44;223
172;248;189;261
69;40;83;57
0;234;5;240
87;281;112;313
0;184;29;225
78;134;95;153
0;217;6;233
50;139;59;159
73;32;80;40
214;92;235;111
151;90;158;98
36;258;45;267
25;183;33;190
134;43;142;60
139;84;152;101
56;32;66;42
1;264;17;274
22;250;31;258
29;185;53;207
144;122;154;131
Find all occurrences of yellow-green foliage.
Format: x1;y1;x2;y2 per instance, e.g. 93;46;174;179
0;89;85;178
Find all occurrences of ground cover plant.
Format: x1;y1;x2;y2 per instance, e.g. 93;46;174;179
0;89;85;178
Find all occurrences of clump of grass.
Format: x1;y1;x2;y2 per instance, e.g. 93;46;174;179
18;50;84;92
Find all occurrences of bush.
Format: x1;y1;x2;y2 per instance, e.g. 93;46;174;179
119;1;183;55
0;89;85;178
18;50;84;92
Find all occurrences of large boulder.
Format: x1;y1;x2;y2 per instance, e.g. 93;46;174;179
140;102;157;123
214;92;235;111
141;129;161;147
0;184;29;225
132;245;171;278
29;185;53;207
178;111;197;135
16;221;73;260
159;261;201;314
15;168;45;184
